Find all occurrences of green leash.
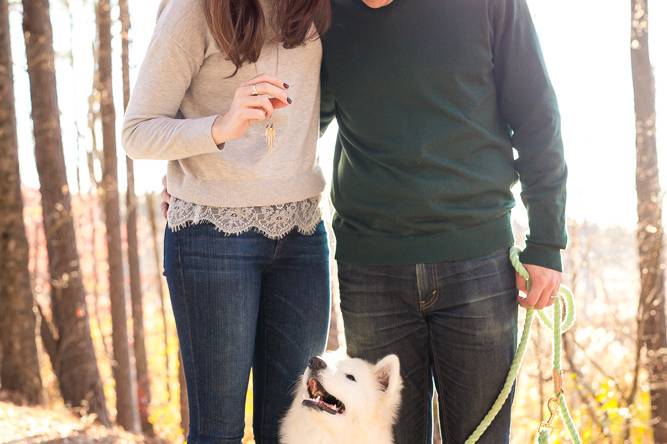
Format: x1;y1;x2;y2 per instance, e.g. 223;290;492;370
464;247;582;444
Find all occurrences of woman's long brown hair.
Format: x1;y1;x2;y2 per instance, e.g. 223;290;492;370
203;0;331;74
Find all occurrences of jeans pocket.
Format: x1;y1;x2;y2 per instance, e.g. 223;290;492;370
163;224;180;276
440;250;517;307
441;248;508;280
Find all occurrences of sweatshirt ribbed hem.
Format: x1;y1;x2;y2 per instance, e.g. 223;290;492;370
166;167;326;208
334;214;515;265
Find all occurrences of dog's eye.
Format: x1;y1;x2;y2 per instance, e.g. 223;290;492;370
346;374;356;382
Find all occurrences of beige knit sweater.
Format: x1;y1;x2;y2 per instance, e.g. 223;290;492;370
122;0;325;208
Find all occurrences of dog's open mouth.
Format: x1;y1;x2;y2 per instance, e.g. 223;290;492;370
302;377;346;415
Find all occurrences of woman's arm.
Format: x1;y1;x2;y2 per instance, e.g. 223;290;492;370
122;14;221;161
123;15;290;161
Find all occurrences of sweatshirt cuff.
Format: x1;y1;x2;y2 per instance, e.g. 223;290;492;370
197;114;223;154
519;242;563;272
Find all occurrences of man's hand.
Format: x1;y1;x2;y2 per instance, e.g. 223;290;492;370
516;264;562;309
161;175;171;219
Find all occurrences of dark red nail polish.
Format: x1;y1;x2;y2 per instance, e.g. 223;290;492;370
287;97;293;104
284;83;290;89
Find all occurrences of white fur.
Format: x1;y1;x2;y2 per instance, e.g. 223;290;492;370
280;351;402;444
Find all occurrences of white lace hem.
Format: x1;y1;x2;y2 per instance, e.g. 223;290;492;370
167;197;322;240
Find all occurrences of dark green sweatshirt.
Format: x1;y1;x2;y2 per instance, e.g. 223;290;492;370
321;0;567;271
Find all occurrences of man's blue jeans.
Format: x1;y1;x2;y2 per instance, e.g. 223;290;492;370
164;222;330;444
338;249;518;444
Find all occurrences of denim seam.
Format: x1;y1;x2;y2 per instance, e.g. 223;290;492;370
258;239;276;441
271;237;280;262
416;264;425;302
416;265;432;311
417;265;438;312
421;291;438;312
257;308;270;443
424;265;440;311
175;235;202;438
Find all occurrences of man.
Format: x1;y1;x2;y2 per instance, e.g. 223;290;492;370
320;0;566;442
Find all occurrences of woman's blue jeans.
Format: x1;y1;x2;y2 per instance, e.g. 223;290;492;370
164;222;330;444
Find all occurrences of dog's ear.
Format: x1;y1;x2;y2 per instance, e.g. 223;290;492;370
374;354;401;393
329;346;349;362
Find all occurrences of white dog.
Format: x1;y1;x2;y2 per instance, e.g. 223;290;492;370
280;350;402;444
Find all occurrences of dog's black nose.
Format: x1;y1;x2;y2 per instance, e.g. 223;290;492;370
308;356;327;371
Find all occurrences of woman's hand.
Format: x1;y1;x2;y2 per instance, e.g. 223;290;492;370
212;74;291;145
161;175;171;218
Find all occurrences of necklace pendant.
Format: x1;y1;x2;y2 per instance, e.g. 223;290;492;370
265;123;276;151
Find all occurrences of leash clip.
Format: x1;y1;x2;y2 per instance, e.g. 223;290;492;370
541;397;560;429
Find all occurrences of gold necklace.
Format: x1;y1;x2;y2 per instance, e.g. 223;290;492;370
255;44;279;151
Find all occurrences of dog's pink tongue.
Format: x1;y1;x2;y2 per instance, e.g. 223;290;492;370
318;399;338;415
301;397;338;415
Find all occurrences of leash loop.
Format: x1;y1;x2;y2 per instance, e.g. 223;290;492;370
463;247;582;444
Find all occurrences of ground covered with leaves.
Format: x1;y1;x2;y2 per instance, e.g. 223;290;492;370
0;393;160;444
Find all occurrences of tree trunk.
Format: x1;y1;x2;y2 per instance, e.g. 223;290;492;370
179;352;189;439
96;0;140;432
326;283;340;351
22;0;109;425
630;1;667;442
118;0;153;434
432;394;442;444
0;0;43;404
146;193;172;401
326;263;341;351
86;43;112;361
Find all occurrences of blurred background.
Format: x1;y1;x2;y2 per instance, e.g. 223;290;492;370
0;0;666;443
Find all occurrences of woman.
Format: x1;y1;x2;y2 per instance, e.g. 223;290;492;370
122;1;331;442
